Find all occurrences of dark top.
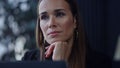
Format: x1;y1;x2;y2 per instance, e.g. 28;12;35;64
22;48;112;68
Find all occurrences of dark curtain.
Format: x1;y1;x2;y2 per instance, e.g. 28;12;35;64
78;0;120;68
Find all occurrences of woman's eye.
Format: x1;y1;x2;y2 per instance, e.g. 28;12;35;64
56;12;65;17
41;15;49;20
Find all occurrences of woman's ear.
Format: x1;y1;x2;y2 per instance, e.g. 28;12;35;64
73;16;77;29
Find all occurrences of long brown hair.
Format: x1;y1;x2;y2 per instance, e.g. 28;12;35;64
36;0;86;68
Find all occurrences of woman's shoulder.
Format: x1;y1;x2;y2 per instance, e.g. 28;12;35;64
22;48;40;61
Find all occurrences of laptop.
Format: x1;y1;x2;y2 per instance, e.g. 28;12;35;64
0;61;67;68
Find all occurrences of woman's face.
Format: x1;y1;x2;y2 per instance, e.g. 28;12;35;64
39;0;76;44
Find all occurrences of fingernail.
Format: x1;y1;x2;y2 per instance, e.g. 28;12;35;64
45;54;48;58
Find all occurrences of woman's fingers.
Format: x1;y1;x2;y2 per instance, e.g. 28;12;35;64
45;46;50;50
45;41;72;61
45;44;55;58
52;42;69;61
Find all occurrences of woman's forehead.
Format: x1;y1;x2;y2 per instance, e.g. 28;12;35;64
38;0;70;14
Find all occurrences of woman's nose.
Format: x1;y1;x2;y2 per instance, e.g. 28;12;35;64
48;16;57;28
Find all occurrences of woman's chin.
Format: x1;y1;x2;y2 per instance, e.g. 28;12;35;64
47;38;65;44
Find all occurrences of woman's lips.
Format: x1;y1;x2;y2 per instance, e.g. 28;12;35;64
48;31;61;37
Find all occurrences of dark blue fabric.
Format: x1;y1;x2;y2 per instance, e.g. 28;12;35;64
22;48;112;68
0;61;66;68
77;0;120;67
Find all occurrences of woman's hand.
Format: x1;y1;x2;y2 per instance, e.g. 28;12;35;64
45;41;72;61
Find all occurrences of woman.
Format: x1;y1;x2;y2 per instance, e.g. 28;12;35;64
24;0;86;68
22;0;111;68
38;0;86;67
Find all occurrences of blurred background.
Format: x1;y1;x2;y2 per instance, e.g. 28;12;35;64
0;0;38;61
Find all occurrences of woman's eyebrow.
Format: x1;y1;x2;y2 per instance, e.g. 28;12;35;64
54;9;65;12
39;11;47;16
39;9;65;16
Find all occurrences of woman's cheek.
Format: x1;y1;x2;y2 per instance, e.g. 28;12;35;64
63;19;74;31
40;22;47;38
